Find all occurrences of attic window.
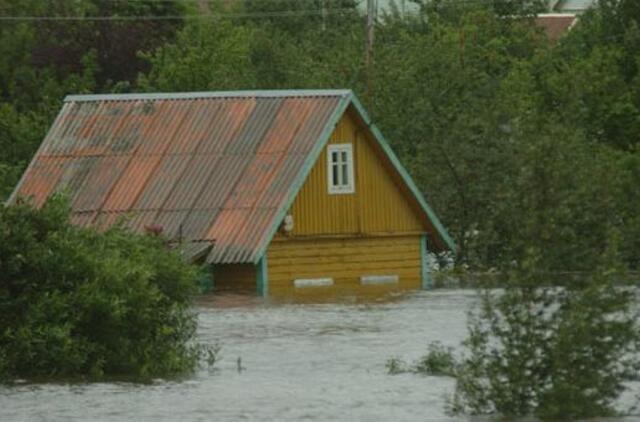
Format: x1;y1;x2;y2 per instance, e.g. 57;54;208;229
327;143;354;194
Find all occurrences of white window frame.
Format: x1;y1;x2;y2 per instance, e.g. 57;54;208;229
327;143;355;194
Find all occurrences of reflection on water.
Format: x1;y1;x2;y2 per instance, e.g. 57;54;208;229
1;290;638;421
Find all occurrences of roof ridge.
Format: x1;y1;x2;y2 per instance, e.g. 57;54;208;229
65;89;353;103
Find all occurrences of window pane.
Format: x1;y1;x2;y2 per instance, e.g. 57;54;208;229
341;151;347;164
331;151;338;164
332;163;339;186
341;162;348;186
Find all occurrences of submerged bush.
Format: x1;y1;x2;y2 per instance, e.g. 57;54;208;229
0;195;202;381
386;342;457;377
449;250;640;420
385;357;409;375
414;342;457;377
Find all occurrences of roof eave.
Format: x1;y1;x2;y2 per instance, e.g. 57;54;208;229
64;89;353;103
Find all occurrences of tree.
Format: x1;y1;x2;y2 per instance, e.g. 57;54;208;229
0;195;203;380
450;244;640;419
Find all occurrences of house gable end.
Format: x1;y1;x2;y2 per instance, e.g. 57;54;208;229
253;93;456;263
286;109;425;237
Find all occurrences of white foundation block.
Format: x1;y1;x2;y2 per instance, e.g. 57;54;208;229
294;278;334;288
360;275;399;285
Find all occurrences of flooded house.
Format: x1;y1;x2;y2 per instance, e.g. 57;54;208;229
9;90;455;298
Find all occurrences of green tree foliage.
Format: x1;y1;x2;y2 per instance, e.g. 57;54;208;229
0;0;186;107
0;195;201;381
1;0;639;271
0;0;187;202
138;19;257;92
370;11;545;264
242;0;359;35
450;246;640;419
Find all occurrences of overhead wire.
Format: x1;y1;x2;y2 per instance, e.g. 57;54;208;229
0;0;577;21
0;8;357;21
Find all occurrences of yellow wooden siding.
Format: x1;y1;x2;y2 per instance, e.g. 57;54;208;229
288;109;424;237
213;264;256;293
267;235;421;297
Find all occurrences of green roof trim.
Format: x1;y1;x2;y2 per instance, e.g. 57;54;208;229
253;90;456;264
256;255;269;297
65;89;352;103
421;234;432;289
348;94;457;253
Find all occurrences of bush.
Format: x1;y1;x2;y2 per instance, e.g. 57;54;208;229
385;357;409;375
449;250;640;419
386;342;457;377
414;342;457;377
0;195;203;381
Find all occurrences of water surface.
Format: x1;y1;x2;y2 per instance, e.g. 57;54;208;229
1;289;637;421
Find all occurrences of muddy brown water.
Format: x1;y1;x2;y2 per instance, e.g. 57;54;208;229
1;289;638;421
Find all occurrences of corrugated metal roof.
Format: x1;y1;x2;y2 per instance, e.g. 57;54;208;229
10;90;350;263
10;89;457;263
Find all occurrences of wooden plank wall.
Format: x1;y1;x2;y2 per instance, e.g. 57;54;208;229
288;109;425;237
213;264;256;293
267;235;422;297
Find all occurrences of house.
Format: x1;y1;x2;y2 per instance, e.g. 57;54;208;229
548;0;594;14
535;13;579;42
9;90;455;298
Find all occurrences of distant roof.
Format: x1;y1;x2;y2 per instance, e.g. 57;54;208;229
10;89;456;263
556;0;594;12
535;13;578;41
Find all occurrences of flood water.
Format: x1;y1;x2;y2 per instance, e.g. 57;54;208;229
1;289;638;421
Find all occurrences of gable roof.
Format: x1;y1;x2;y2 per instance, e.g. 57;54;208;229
535;13;578;41
9;90;456;264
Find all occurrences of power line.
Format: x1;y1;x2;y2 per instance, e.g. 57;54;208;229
0;8;357;21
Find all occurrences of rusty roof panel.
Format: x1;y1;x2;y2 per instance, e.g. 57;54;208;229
133;154;190;210
70;212;97;228
154;210;190;240
72;156;129;212
256;98;314;154
122;210;157;233
181;241;213;262
10;90;349;263
261;153;308;208
226;153;283;209
16;156;67;207
181;208;221;240
206;208;276;264
166;100;219;155
163;154;221;211
192;154;248;210
198;99;256;154
225;98;283;156
55;157;99;205
102;155;162;212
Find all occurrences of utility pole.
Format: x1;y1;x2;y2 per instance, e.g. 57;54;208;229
198;0;210;15
365;0;376;103
321;0;327;31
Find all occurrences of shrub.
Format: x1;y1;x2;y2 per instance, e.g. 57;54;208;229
385;357;408;375
414;342;457;377
0;195;203;381
449;250;640;419
386;343;457;377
